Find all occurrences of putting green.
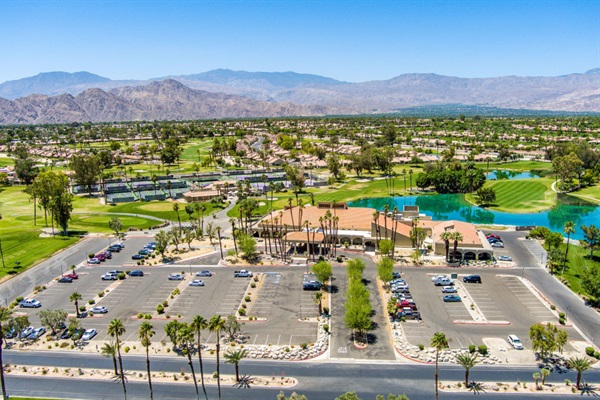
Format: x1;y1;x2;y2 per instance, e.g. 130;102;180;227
469;178;556;213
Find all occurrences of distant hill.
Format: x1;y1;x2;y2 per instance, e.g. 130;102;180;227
0;68;598;123
0;79;347;124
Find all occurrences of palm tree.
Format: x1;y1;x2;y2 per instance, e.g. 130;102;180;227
430;332;449;400
0;307;12;400
455;352;479;387
100;342;118;375
107;319;127;400
178;324;200;400
230;219;238;255
451;231;463;262
224;349;248;382
409;169;413;191
208;315;226;400
440;231;452;262
173;203;182;230
563;221;575;272
314;291;323;315
567;356;592;390
540;367;550;385
191;315;209;400
217;227;224;259
532;372;541;390
69;292;82;318
138;322;155;400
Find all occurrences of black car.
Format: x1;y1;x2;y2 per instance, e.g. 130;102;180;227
108;245;121;252
463;275;482;283
59;328;72;339
58;276;73;283
132;254;145;260
128;270;144;277
303;281;323;290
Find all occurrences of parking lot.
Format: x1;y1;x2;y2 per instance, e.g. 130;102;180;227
397;267;583;351
20;257;318;346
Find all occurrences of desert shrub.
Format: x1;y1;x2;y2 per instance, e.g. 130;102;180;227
478;345;488;355
244;296;251;302
469;344;476;353
418;344;424;351
88;299;95;305
300;342;308;350
238;308;246;316
156;304;164;314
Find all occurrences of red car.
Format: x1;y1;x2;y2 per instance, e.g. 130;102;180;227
486;234;501;239
66;272;78;279
94;252;107;261
397;300;417;310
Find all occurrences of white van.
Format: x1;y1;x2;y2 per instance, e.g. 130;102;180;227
434;277;453;286
508;335;523;350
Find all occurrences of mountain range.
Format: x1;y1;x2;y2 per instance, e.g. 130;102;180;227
0;69;598;124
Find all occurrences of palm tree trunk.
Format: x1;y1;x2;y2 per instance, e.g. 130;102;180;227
235;364;240;382
216;331;222;400
112;354;118;375
187;351;199;400
145;347;153;400
116;335;127;400
197;335;208;400
0;334;7;400
435;349;439;400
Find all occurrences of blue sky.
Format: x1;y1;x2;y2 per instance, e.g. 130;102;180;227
0;0;598;83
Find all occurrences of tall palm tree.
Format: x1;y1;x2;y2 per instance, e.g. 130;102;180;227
440;231;452;262
567;356;592;390
224;349;248;382
138;322;155;400
455;352;479;387
107;319;127;400
100;341;118;375
69;292;82;318
191;315;209;400
0;307;13;400
314;291;323;315
173;203;182;230
430;332;449;400
451;232;463;262
178;324;199;400
208;315;226;400
230;219;238;255
563;221;575;272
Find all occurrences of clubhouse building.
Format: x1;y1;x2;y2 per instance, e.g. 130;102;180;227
252;202;493;261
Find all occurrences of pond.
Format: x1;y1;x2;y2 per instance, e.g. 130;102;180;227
349;194;599;240
485;169;542;180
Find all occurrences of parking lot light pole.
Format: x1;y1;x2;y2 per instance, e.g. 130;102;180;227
522;264;525;279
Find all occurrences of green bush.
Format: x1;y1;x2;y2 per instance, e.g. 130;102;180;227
88;299;95;305
125;270;131;275
124;346;130;353
98;292;104;297
118;273;126;280
418;344;425;351
244;296;251;302
137;313;144;319
323;324;329;333
250;283;256;288
558;311;566;319
15;296;24;302
550;304;556;310
144;314;152;319
300;342;308;350
212;371;218;378
162;300;168;307
323;306;330;315
79;305;87;312
469;344;476;353
238;308;246;316
156;304;164;314
559;317;566;325
478;345;488;355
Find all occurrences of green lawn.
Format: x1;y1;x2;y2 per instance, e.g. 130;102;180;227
179;139;213;162
474;160;554;172
0;186;221;278
567;184;600;204
553;243;599;300
466;178;556;213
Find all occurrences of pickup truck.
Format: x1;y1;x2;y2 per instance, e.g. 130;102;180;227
233;270;253;277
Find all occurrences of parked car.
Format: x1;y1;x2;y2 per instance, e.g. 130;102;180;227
82;329;97;341
234;270;253;277
138;249;152;256
441;286;457;293
5;328;17;339
392;271;401;279
196;270;213;277
443;294;462;302
303;281;323;290
58;276;73;283
132;254;145;260
108;270;124;275
491;242;504;248
128;270;144;277
66;272;79;279
88;258;101;264
168;273;185;280
486;234;501;239
498;255;513;261
90;306;108;314
112;242;125;249
508;334;524;350
94;253;107;261
20;326;34;338
189;280;205;287
434;277;454;286
28;327;46;340
463;275;482;283
59;328;72;340
19;299;41;308
431;275;447;282
101;273;117;281
108;245;122;252
487;237;500;243
104;251;112;259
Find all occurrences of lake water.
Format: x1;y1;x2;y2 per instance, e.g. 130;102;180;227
349;194;599;240
486;169;542;180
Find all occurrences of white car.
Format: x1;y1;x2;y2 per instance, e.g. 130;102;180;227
196;270;213;277
168;273;185;281
441;286;457;293
491;242;504;248
101;273;117;280
508;334;524;350
431;275;447;282
498;255;512;261
82;329;97;341
19;299;42;308
91;306;108;314
189;280;205;287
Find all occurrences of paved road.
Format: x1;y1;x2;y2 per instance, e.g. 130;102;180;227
487;230;600;349
3;351;599;400
0;237;108;304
